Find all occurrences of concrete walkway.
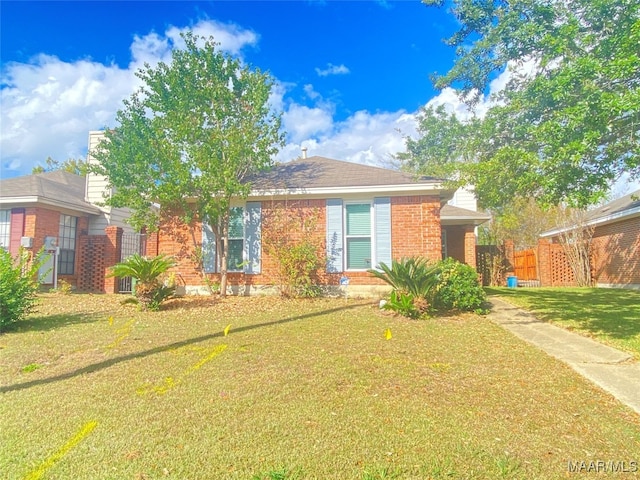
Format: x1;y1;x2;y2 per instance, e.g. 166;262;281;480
488;297;640;416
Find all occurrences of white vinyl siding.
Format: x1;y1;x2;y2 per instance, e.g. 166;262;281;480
0;210;10;250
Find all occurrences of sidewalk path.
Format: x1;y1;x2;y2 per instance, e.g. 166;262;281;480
488;297;640;416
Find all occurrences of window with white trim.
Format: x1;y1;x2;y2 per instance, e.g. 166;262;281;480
227;207;244;271
58;214;77;275
201;202;262;275
0;210;10;250
345;203;372;270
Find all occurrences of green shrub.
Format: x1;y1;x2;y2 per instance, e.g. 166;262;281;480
370;257;487;318
263;204;324;298
384;290;422;319
369;257;439;318
0;248;46;331
433;258;487;312
276;241;323;298
109;254;176;311
49;278;73;295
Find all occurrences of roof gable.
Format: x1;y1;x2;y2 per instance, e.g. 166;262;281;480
0;171;99;214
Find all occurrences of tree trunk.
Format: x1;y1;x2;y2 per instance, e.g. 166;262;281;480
219;219;229;297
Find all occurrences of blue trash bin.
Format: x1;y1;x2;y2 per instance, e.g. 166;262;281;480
507;276;518;288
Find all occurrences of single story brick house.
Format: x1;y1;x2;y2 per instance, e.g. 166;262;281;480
540;190;640;289
0;131;133;287
152;156;490;296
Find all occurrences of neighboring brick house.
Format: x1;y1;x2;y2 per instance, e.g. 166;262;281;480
540;190;640;289
0;131;133;288
152;156;489;296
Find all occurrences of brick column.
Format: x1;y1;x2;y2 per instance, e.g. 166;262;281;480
537;238;552;287
77;235;107;292
463;226;477;268
146;230;159;257
104;226;123;293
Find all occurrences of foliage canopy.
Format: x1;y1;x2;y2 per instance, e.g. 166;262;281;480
32;157;88;176
92;32;283;294
402;0;639;209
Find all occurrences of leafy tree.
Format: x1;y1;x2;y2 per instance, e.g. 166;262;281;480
478;197;562;249
32;156;88;175
408;0;639;209
396;104;479;180
92;32;283;296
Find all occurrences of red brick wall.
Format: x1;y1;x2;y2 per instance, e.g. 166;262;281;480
15;207;91;287
591;217;640;286
77;235;108;292
157;195;444;290
391;195;442;261
24;207;60;254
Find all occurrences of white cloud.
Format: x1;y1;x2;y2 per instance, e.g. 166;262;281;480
0;20;260;176
282;104;334;144
277;109;416;166
315;63;350;77
1;19;416;179
303;84;321;100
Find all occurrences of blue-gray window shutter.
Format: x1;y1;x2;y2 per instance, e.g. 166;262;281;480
326;199;343;273
374;197;391;268
202;220;217;274
244;202;261;274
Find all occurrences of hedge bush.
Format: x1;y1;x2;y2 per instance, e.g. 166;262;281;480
0;248;44;331
371;257;487;318
433;258;487;312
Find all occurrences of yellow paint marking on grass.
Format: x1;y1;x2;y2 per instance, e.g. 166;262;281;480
223;324;232;337
384;328;392;340
105;318;135;350
23;421;97;480
137;344;227;396
186;344;227;374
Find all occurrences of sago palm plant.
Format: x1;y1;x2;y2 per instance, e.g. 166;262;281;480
109;254;176;311
369;257;440;317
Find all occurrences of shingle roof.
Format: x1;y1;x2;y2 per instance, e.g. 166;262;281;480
441;204;491;226
249;156;442;190
0;170;100;214
585;189;640;222
540;189;640;237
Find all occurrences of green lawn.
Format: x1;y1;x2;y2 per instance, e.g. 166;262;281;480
1;293;639;479
486;287;640;359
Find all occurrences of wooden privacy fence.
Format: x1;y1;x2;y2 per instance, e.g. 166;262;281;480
513;249;537;281
476;239;581;287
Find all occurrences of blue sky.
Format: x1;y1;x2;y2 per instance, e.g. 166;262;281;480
0;1;499;179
